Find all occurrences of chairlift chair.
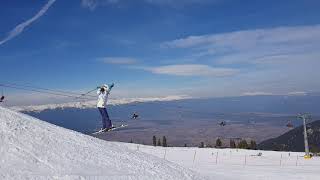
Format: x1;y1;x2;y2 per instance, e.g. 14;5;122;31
219;121;226;126
132;113;139;120
0;89;4;102
286;121;294;128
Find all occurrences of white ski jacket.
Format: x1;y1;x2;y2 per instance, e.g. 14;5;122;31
97;86;110;108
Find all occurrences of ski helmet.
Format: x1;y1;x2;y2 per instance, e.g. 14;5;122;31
102;84;109;91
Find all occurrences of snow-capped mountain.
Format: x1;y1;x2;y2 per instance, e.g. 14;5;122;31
10;95;190;112
0;106;204;180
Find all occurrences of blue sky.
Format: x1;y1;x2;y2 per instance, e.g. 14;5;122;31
0;0;320;105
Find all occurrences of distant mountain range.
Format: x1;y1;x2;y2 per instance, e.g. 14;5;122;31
258;120;320;152
12;93;320;115
11;95;189;112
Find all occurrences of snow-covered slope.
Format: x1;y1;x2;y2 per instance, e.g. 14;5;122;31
0;107;204;180
124;145;320;180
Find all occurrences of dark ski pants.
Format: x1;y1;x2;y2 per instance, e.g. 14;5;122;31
98;107;112;129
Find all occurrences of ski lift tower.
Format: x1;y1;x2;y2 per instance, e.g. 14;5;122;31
298;114;312;159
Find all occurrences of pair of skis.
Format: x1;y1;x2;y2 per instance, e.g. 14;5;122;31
92;124;128;135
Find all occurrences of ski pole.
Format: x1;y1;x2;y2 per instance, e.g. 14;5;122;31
76;88;98;99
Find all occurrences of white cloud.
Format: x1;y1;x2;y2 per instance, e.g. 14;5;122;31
144;0;213;5
242;91;309;96
81;0;214;10
159;25;320;96
81;0;119;10
287;91;307;96
144;64;238;77
0;0;56;46
242;92;273;96
162;25;320;65
100;57;138;65
81;0;98;10
163;25;320;49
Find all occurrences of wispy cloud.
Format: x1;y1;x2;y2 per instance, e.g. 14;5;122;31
143;64;238;77
81;0;119;10
242;91;309;96
100;57;138;65
159;25;320;96
143;0;214;6
162;25;320;65
242;92;273;96
163;25;320;49
287;91;307;96
0;0;57;46
81;0;215;10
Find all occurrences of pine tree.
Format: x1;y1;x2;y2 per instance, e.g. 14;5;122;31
199;142;204;148
153;136;157;146
157;138;161;146
238;139;249;149
250;140;257;150
230;139;236;148
162;136;167;147
207;144;213;148
310;145;320;153
215;138;222;148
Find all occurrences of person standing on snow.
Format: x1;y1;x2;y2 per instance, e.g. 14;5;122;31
97;83;114;132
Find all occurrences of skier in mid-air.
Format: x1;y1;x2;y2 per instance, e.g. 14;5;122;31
96;83;114;132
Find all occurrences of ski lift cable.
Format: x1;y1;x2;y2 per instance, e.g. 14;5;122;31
76;88;98;99
0;84;82;99
0;82;96;98
0;84;92;100
1;82;96;98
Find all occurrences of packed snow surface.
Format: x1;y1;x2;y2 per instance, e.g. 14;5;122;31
0;107;204;180
124;144;320;180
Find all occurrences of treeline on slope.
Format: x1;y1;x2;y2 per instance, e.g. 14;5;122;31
258;120;320;153
128;135;257;149
151;135;168;147
198;138;257;150
149;136;256;149
129;136;168;147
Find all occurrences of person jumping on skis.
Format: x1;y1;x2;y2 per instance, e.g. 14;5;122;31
97;83;114;132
